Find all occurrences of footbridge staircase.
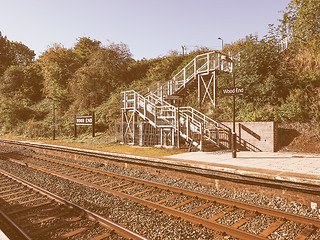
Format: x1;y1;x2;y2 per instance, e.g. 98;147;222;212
121;51;234;151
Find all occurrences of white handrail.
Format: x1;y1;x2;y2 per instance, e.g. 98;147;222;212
122;51;236;149
122;90;223;148
140;51;232;99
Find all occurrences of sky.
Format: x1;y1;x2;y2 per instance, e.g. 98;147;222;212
0;0;291;60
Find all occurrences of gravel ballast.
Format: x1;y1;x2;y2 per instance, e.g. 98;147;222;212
0;152;220;239
1;145;320;239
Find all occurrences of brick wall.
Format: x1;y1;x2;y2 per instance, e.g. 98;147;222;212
222;122;278;152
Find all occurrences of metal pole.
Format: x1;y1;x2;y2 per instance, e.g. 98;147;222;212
133;111;136;145
133;93;137;145
213;71;216;107
200;123;203;151
232;62;237;158
176;107;180;148
92;111;95;137
122;110;126;144
218;37;224;50
74;115;77;138
53;100;56;140
198;75;201;107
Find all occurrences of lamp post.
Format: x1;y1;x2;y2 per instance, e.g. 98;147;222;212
231;62;237;158
46;96;56;140
222;55;237;158
181;45;186;56
218;37;224;50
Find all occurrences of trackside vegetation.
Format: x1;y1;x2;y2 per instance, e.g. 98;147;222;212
0;0;319;140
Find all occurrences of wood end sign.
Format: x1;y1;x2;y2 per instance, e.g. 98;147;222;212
74;113;95;137
221;85;245;159
222;87;245;96
76;116;93;125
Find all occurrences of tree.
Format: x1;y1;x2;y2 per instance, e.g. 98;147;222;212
280;0;320;46
145;52;184;87
73;37;101;64
10;41;35;66
39;43;80;109
235;35;293;106
0;63;43;102
22;63;44;102
277;0;320;122
70;42;133;111
0;32;35;77
0;65;25;97
0;32;14;76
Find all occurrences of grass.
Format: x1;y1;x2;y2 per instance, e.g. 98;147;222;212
1;132;188;157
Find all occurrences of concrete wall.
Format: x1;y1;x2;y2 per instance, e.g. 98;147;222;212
222;122;278;152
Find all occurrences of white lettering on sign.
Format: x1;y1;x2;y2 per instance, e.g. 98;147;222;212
222;87;245;95
75;116;93;125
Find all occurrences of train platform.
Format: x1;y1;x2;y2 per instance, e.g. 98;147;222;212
167;151;320;187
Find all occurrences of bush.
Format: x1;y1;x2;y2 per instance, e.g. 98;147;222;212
237;101;274;122
275;101;303;122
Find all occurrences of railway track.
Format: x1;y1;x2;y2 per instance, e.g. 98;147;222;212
3;151;320;240
0;167;147;240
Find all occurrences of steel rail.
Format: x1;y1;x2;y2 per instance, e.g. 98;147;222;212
1;138;320;193
9;153;320;239
0;209;32;240
0;168;148;240
14;156;264;240
30;155;320;228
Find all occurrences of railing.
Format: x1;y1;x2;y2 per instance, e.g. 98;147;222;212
140;51;233;100
180;107;231;148
121;51;239;150
144;92;222;148
278;37;288;52
180;107;231;131
122;90;176;128
122;90;231;150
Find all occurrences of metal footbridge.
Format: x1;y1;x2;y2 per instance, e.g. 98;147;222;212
121;51;234;151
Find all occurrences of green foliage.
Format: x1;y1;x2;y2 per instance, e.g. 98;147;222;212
145;52;184;86
24;120;52;138
0;32;14;76
1;65;25;96
39;43;80;108
23;63;44;102
0;32;35;76
280;0;320;46
1;0;320;139
70;42;133;112
125;58;160;90
73;37;101;64
0;98;34;129
276;101;303;122
235;35;292;107
1;64;43;102
10;41;35;66
96;93;122;131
